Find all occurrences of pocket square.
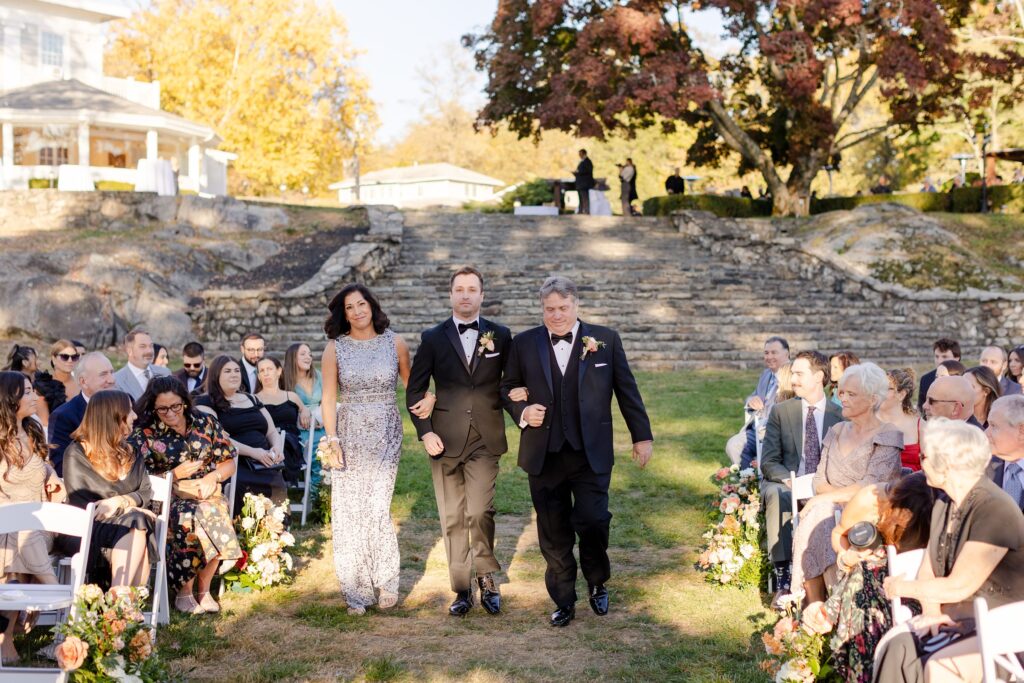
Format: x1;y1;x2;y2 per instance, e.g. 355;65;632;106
485;352;500;358
595;363;608;368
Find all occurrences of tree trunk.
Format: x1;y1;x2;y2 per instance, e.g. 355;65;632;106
767;180;811;217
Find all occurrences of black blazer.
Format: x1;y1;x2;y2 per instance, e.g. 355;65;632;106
47;392;87;476
760;397;845;483
406;317;513;457
172;367;207;396
240;359;257;394
574;157;595;191
501;322;652;476
917;368;937;413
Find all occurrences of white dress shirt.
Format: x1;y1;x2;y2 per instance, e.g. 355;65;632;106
129;362;151;394
797;395;828;476
550;320;581;375
453;315;480;365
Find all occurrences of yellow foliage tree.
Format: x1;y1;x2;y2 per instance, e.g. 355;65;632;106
105;0;376;195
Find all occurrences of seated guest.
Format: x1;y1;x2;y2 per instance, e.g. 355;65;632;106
194;355;287;512
127;377;242;615
48;352;116;476
152;344;170;368
985;395;1024;505
238;333;266;394
923;375;982;428
34;339;81;421
876;419;1024;683
963;366;1001;429
284;343;323;492
979;345;1021;397
761;350;844;604
879;368;922;471
3;344;37;376
727;336;790;467
113;329;171;402
63;390;156;590
172;342;208;396
665;168;686;195
935;359;966;378
774;363;795;403
0;372;63;665
255;356;308;486
1007;346;1024;387
791;363;903;604
918;338;961;412
829;351;861;405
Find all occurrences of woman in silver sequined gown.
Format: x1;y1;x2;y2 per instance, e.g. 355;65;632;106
319;284;432;614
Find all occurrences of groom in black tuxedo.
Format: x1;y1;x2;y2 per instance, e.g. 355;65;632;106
501;276;653;627
407;266;513;617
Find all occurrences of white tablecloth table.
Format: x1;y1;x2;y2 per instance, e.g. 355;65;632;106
56;165;95;192
514;206;560;216
135;159;177;196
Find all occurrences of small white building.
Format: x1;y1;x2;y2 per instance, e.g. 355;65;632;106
330;162;504;208
0;0;233;195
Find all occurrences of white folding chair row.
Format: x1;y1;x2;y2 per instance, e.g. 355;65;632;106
976;596;1024;683
885;545;925;625
288;424;315;526
146;472;173;628
219;454;241;599
0;501;96;681
789;471;816;532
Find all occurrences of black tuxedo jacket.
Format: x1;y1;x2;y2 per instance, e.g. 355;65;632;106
760;397;845;483
574;158;595;191
240;359;257;394
501;321;652;476
406;317;513;457
917;368;937;413
47;392;87;475
172;367;207;396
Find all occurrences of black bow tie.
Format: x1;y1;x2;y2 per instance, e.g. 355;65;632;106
551;332;573;345
457;321;479;334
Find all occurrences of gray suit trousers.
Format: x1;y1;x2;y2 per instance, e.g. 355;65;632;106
761;480;794;564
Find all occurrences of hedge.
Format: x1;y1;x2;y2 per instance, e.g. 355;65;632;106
642;194;772;218
28;178;56;189
94;181;135;192
811;184;1024;215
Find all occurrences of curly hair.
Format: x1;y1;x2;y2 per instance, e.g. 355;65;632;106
887;368;917;415
0;371;47;485
71;390;135;482
324;284;390;339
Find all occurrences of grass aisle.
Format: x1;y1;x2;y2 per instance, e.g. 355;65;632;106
163;371;774;682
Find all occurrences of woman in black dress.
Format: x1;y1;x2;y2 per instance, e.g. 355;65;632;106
194;356;287;513
255;356;308;486
33;339;80;420
63;390;156;590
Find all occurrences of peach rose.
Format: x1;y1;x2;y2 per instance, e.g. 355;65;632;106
129;630;153;662
55;635;89;671
109;618;127;636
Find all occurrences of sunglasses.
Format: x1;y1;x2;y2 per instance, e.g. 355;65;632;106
55;353;81;362
182;362;203;369
155;403;185;415
924;397;961;405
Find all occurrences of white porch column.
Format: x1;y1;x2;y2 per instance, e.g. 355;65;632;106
2;123;13;171
77;122;90;166
146;129;158;160
187;140;201;183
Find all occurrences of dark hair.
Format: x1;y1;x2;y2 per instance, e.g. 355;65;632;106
182;341;205;358
877;472;934;552
765;336;789;352
449;266;484;291
153;343;166;361
887;368;917;415
794;350;830;388
933;337;961;359
71;340;85;350
204;355;242;412
965;365;1002;422
324;284;390;339
241;333;265;346
283;343;314;391
4;344;37;373
938;359;966;376
829;351;861;394
1009;345;1024;382
0;371;47;484
134;375;194;431
579;149;587;155
255;357;285;392
124;328;150;346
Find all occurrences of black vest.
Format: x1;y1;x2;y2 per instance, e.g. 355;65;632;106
547;341;584;453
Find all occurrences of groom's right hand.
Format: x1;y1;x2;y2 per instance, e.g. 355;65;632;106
522;404;547;428
422;432;445;457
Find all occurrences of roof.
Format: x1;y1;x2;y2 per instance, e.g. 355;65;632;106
329;162;504;190
27;0;131;21
0;79;217;141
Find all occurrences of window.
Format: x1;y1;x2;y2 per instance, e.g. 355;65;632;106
41;32;63;67
40;147;69;166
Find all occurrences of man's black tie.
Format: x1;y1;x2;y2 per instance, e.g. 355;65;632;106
458;321;479;334
551;332;573;345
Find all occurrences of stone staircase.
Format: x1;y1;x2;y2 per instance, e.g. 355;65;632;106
257;211;953;369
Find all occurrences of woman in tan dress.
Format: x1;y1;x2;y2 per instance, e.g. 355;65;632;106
792;363;903;605
0;371;63;665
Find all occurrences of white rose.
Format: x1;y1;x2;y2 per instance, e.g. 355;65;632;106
740;543;756;559
280;531;295;547
241;517;256;531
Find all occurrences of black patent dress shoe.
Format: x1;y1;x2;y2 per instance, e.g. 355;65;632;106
449;590;473;616
477;574;501;615
588;584;609;616
549;604;575;627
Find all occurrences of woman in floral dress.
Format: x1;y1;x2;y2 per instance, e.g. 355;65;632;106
127;376;241;615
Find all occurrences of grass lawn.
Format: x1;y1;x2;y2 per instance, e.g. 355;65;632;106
931;212;1024;281
156;370;773;682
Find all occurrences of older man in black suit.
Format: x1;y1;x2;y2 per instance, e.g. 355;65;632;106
985;395;1024;507
48;352;116;475
572;149;595;215
502;276;653;627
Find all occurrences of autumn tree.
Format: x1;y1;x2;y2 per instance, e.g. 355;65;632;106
106;0;376;194
467;0;970;215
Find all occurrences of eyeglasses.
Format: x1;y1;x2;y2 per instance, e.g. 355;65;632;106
55;353;81;362
155;403;185;416
924;397;961;405
182;362;203;369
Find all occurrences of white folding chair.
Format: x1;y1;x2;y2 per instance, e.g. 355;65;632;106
885;545;925;625
0;501;96;681
225;453;240;520
975;596;1024;683
288;424;315;526
145;472;173;628
789;470;816;532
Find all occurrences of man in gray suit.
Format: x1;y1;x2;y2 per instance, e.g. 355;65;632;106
986;395;1024;508
760;350;844;604
113;328;171;402
726;336;790;466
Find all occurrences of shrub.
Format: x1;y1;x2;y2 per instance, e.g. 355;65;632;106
95;180;135;192
811;192;951;214
642;194;772;217
498;178;555;212
28;178;55;189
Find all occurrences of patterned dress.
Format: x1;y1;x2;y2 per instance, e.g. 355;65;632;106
330;330;403;609
127;412;242;591
294;370;325;494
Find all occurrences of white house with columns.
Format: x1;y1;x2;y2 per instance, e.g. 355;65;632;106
0;0;233;194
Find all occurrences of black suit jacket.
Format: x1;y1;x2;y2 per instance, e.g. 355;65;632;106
406;317;513;457
501;322;652;476
240;359;257;394
172;367;207;396
574;157;595;191
917;368;937;413
760;397;845;483
47;392;87;475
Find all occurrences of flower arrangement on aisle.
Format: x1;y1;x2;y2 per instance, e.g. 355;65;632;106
695;463;766;587
54;584;174;682
223;492;295;591
760;601;839;682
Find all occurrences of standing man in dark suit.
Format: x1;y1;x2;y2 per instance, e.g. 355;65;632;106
760;350;844;606
48;352;116;475
917;338;961;412
239;333;265;393
572;149;595;215
172;341;208;396
501;276;653;627
407;266;513;617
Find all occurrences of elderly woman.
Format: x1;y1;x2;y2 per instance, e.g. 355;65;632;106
127;376;242;614
792;362;904;604
875;418;1024;683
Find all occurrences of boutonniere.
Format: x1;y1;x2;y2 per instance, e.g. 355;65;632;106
580;336;605;361
477;331;496;357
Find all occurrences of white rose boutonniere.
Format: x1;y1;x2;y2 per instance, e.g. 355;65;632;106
580;336;606;361
477;330;496;357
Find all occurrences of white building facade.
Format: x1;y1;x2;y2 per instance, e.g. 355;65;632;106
330;163;504;208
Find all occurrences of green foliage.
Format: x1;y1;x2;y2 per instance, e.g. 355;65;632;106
363;655;405;682
870;246;998;292
28;178;55;189
642;194;772;217
810;185;1024;215
95;181;135;191
498;178;555;212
